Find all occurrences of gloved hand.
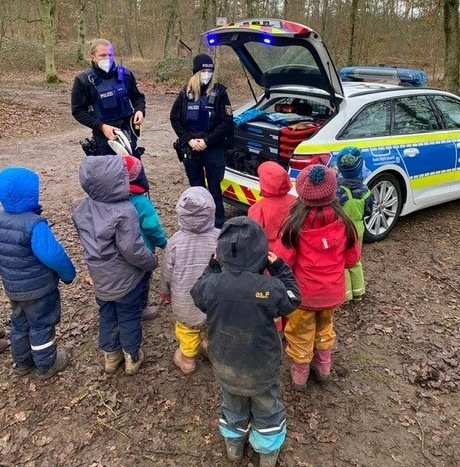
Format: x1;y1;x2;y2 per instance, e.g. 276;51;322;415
159;293;171;304
208;254;221;272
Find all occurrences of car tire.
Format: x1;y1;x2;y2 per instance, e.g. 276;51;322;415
364;173;403;243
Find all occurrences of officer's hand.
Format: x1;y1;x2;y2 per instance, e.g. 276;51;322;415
133;111;143;125
195;138;207;151
101;123;119;140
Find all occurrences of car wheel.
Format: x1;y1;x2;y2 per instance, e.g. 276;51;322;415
364;173;403;243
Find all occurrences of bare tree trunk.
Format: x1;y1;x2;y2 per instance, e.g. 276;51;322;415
123;0;132;55
40;0;59;83
76;0;88;63
444;0;459;93
347;0;359;65
164;0;179;58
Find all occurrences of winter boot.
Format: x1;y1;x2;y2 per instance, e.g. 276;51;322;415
123;348;145;376
310;349;332;383
0;338;8;353
104;349;124;374
198;339;209;360
15;362;35;376
174;349;196;375
141;305;160;321
36;349;69;380
260;449;280;467
224;437;245;461
290;362;310;392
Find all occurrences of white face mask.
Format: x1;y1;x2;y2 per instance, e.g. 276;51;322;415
200;71;213;85
97;58;113;73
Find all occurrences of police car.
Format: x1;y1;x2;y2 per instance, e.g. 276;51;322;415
203;18;460;242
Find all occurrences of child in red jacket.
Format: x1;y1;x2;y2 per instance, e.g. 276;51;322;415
248;161;296;335
274;164;360;391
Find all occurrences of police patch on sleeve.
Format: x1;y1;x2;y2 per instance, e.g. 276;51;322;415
225;105;233;116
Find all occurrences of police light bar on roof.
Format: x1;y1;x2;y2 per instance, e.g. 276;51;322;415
204;18;312;46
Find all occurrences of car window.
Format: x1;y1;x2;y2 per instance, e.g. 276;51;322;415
245;42;318;76
393;95;440;134
339;101;391;139
431;95;460;129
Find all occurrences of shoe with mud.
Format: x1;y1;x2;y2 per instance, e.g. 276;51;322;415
15;363;35;376
224;437;245;461
141;305;160;321
260;449;280;467
0;338;8;353
174;349;196;374
123;348;145;376
290;362;310;392
36;350;69;380
310;349;331;383
104;349;124;373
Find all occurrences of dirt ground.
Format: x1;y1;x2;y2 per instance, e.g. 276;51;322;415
0;75;459;467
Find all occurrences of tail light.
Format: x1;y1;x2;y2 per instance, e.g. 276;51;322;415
289;153;331;171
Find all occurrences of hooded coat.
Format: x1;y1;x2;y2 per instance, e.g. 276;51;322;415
191;216;301;396
72;156;157;302
248;161;296;249
0;167;76;301
159;187;219;327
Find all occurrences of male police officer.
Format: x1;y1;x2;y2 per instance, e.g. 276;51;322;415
71;39;146;157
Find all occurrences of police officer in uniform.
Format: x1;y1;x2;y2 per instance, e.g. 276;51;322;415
170;54;233;228
71;39;146;157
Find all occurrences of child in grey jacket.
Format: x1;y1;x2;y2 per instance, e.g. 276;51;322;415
72;155;158;376
159;186;219;375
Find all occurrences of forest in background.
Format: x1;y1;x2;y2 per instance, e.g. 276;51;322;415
0;0;459;91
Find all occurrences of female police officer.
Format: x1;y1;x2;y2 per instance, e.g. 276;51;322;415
71;39;146;157
170;54;233;228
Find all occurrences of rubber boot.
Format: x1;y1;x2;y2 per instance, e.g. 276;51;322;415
224;437;245;461
260;449;280;467
310;349;331;383
141;305;160;321
36;349;69;380
123;348;145;376
198;339;209;360
15;362;35;376
290;362;310;392
104;349;124;374
174;348;196;375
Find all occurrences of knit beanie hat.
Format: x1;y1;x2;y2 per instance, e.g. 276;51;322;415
193;54;214;74
122;155;149;193
295;164;337;207
337;147;363;179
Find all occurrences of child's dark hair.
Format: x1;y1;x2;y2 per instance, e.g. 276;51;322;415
280;198;357;249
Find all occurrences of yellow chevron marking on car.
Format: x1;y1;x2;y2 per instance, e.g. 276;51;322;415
221;178;262;205
295;131;460;154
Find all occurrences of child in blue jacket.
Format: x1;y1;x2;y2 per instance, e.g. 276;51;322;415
123;156;168;320
0;167;76;379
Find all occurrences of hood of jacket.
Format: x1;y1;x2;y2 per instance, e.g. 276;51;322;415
0;167;41;213
217;216;268;273
177;186;216;234
79;155;129;202
258;161;292;197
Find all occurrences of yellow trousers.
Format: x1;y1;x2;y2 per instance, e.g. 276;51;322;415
284;308;336;364
175;321;206;358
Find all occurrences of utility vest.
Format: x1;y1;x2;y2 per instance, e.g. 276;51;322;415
0;212;59;301
340;185;371;241
85;67;133;123
185;86;218;132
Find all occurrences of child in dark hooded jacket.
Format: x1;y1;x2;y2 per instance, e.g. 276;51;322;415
191;216;301;467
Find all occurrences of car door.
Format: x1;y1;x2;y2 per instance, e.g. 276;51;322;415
391;94;456;206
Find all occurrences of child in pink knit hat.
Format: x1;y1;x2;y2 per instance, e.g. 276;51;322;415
274;164;360;391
